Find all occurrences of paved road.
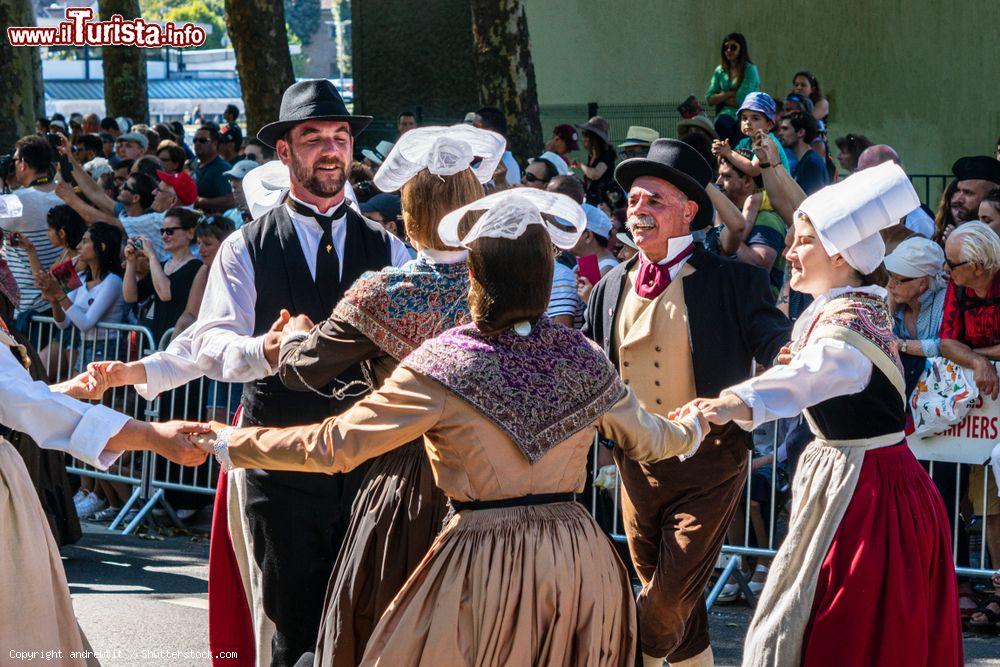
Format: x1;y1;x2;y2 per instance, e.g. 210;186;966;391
64;522;1000;666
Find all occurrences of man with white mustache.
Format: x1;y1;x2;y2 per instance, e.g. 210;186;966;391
583;139;790;667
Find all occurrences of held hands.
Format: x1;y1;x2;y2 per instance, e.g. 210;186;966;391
146;421;212;466
187;422;226;455
53;368;111;401
285;313;315;338
87;360;146;389
262;309;291;367
775;345;793;366
673;394;748;427
668;402;710;441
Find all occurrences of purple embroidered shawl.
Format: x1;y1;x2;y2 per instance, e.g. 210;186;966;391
334;258;471;361
401;318;627;463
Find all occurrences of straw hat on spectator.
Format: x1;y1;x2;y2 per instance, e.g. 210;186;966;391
618;126;659;150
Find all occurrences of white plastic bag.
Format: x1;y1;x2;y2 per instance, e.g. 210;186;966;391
909;357;979;439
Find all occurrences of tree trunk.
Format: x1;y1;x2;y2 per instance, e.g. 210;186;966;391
225;0;295;137
469;0;542;159
99;0;149;125
0;0;38;151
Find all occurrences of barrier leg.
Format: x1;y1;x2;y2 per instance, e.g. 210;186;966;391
155;492;185;529
705;556;754;610
122;488;164;535
109;485;143;530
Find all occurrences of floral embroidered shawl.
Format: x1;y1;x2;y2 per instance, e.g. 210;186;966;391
334;257;471;361
401;317;627;463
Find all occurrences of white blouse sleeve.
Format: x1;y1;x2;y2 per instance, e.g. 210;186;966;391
137;233;271;399
389;234;412;268
62;274;124;333
721;338;873;431
0;345;129;469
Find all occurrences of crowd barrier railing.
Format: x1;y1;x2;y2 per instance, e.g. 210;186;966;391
27;316;160;534
141;327;238;511
589;372;1000;610
27;316;998;588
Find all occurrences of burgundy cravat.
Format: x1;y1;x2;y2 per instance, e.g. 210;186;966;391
634;244;694;299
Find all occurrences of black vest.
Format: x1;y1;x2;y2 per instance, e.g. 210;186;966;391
240;203;393;491
806;363;906;440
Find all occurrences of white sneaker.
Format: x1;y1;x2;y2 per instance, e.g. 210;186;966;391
716;579;741;603
91;506;122;523
75;493;107;519
748;564;769;595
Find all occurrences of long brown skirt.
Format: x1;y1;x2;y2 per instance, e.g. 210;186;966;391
361;501;636;667
0;439;92;664
315;441;449;666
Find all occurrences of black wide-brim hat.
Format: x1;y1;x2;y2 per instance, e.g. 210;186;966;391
257;79;373;148
615;138;715;230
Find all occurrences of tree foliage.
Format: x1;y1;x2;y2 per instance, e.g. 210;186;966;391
140;0;227;49
284;0;322;47
165;0;226;49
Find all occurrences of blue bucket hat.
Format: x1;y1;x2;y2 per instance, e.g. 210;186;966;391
738;92;777;123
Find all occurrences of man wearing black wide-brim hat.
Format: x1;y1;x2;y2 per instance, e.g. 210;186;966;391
93;80;411;665
583;139;790;667
234;80;413;666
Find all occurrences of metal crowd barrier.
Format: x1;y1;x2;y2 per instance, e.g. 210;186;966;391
25;315;1000;587
589;408;1000;611
141;327;237;519
28;316;159;534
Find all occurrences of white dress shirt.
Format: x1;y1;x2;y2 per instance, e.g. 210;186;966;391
722;285;887;431
0;339;128;469
136;196;411;399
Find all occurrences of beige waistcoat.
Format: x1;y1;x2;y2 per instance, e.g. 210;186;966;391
613;262;697;417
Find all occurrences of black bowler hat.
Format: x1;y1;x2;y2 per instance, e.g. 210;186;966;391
614;138;715;230
952;155;1000;185
257;79;373;148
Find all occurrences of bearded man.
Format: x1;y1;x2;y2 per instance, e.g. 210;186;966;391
583;139;790;667
93;80;411;665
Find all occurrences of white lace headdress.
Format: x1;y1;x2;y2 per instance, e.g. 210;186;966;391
373;124;506;193
438;188;587;250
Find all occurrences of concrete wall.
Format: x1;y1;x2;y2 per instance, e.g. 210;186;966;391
524;0;999;173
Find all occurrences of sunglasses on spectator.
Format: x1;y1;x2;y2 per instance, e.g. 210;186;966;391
159;227;183;236
121;183;136;194
724;44;739;52
522;173;547;183
888;274;919;284
157;154;175;163
945;258;970;270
